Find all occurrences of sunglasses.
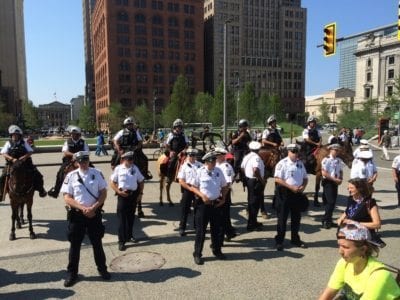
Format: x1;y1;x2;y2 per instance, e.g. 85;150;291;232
289;149;299;153
77;158;89;163
188;153;196;157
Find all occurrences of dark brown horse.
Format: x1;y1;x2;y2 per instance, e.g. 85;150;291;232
296;140;354;204
258;147;286;178
8;160;35;240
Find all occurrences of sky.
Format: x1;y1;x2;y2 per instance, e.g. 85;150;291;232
24;0;398;106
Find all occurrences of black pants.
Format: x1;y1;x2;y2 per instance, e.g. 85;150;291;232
322;179;338;223
233;150;246;179
179;188;195;230
222;189;235;236
66;210;107;275
396;179;400;206
193;199;224;257
246;178;264;228
275;186;302;244
117;191;139;243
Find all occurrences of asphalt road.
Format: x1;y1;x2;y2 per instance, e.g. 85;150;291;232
0;148;399;299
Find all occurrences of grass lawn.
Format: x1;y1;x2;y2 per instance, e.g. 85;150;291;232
0;138;97;147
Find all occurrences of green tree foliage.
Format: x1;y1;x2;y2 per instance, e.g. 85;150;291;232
337;98;377;131
21;99;40;130
238;82;257;126
0;101;15;133
193;92;213;122
108;102;125;133
264;94;284;124
384;77;400;119
318;100;331;124
133;103;153;130
209;81;224;126
339;98;354;115
162;75;193;126
78;103;96;133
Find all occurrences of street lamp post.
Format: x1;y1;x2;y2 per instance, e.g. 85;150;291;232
223;19;232;143
236;75;240;126
153;90;157;137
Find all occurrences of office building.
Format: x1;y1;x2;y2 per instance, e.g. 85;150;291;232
91;0;204;130
204;0;307;116
0;0;27;116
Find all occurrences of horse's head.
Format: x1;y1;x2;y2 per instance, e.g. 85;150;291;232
338;141;354;168
258;147;281;176
9;160;34;196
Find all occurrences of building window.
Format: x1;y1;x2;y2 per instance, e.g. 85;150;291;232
134;0;146;8
152;15;163;25
119;61;130;71
184;18;194;28
169;64;179;73
151;0;163;10
185;65;194;75
365;88;371;99
387;86;393;97
135;14;146;23
136;62;147;72
389;56;395;65
366;72;371;82
153;63;163;73
388;69;395;79
167;2;179;12
117;11;129;21
116;0;129;5
168;17;179;27
367;58;372;67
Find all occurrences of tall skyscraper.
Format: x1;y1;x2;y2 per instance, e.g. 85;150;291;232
0;0;27;116
204;0;307;116
91;0;204;130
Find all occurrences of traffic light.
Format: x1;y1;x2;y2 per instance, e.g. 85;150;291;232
323;23;336;57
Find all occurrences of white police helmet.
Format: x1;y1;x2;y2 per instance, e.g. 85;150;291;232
307;116;317;123
69;126;81;134
8;125;23;135
73;151;90;162
123;117;135;126
267;115;276;124
173;118;183;128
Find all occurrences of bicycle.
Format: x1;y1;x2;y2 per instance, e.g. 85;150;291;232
153;143;165;159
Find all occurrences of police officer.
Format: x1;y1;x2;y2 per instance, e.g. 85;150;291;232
302;116;322;170
274;144;308;251
215;147;236;240
48;126;89;198
353;140;373;159
391;153;400;207
0;125;47;200
241;141;265;231
190;151;228;265
231;119;252;181
61;151;110;287
261;115;284;149
321;144;344;229
165;118;189;181
110;151;144;251
176;147;202;236
350;150;377;187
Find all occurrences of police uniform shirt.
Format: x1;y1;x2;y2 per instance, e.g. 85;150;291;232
113;129;143;143
1;140;33;155
61;168;107;207
321;155;343;179
241;152;265;179
274;157;308;186
62;139;89;152
353;147;373;159
392;155;400;172
302;126;321;140
165;132;189;146
350;158;377;180
217;161;234;184
177;160;203;183
191;166;227;201
261;128;281;140
110;164;144;191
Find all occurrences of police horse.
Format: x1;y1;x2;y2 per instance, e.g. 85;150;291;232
296;140;354;204
7;160;36;240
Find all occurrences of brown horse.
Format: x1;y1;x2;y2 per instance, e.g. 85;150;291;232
8;160;35;240
297;140;354;204
258;147;285;178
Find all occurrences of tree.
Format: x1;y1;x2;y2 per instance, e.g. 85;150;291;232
0;101;15;134
384;76;400;120
108;102;125;133
318;100;331;124
238;82;257;126
193;92;213;122
209;81;224;126
132;103;153;130
265;94;284;123
162;74;193;126
21;99;40;130
78;103;96;133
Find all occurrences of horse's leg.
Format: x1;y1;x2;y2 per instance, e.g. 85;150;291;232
314;174;321;207
159;175;164;206
9;205;17;240
19;203;25;226
166;181;173;206
27;201;36;239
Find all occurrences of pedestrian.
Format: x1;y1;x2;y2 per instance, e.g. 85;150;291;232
391;153;400;207
378;129;391;161
61;151;110;287
231;119;252;182
337;178;385;248
110;151;144;251
190;151;229;265
350;150;377;188
318;222;400;300
95;131;108;156
0;125;47;200
241;141;265;231
274;144;308;251
215;146;237;240
48;126;89;198
176;147;202;237
321;144;343;229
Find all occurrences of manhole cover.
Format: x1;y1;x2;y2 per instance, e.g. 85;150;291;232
110;251;166;273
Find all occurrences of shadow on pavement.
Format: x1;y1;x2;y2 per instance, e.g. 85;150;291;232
0;268;66;288
0;288;74;299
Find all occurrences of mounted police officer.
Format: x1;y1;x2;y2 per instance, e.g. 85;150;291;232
261;115;284;150
302;116;322;173
231;119;252;182
0;125;47;200
48;126;89;198
165;119;189;181
111;117;152;180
